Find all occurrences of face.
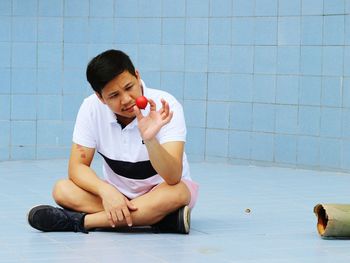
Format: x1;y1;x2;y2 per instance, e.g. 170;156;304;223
96;70;142;124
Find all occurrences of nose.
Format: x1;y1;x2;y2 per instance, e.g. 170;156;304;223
121;92;131;105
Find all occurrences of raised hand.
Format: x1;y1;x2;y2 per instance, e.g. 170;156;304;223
134;98;173;141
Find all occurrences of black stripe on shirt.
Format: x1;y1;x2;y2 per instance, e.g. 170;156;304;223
98;152;157;180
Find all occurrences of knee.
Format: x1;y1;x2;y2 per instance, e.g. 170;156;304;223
52;179;74;207
157;183;191;211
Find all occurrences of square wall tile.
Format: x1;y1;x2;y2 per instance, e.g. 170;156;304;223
206;102;230;129
208;73;232;101
11;69;37;94
162;0;185;17
0;43;11;67
0;0;11;15
232;46;254;74
11;95;37;120
63;44;89;69
63;69;88;94
160;72;184;100
205;129;228;157
323;16;345;45
38;0;63;16
255;17;278;45
208;46;231;72
0;121;10;146
161;45;185;72
139;71;161;88
11;121;36;146
36;147;69;159
297;136;319;166
278;0;301;15
0;95;10;120
231;74;253;102
301;16;323;45
275;134;297;164
346;15;350;45
251;132;274;161
252;103;275;132
210;0;232;17
37;95;62;120
322;46;344;76
184;72;207;100
12;17;37;42
302;0;324;15
65;0;89;16
322;77;342;107
13;0;37;16
300;46;322;75
90;0;114;17
229;131;251;159
0;147;9;161
209;18;231;45
38;43;62;68
253;75;276;103
275;105;298;134
138;45;161;71
88;18;114;44
37;69;62;94
342;140;350;169
298;106;320;136
320;138;341;168
233;0;255;16
276;75;299;105
278;17;301;45
62;95;84;121
254;46;277;74
12;43;37;68
138;18;161;44
277;47;300;75
115;18;139;44
232;17;255;45
183;100;206;127
37;121;63;146
342;109;350;138
0;69;11;94
229;102;252;131
320;107;342;137
138;0;162;17
38;17;63;42
186;0;209;17
64;18;89;43
299;76;321;106
0;17;11;41
162;18;185;45
185;45;208;72
185;127;205;157
185;18;208;44
324;0;345;14
255;0;278;16
344;46;350;76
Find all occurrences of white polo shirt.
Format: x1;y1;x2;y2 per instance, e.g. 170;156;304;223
72;80;191;199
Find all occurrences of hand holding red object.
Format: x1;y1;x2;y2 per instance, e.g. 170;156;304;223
136;96;148;109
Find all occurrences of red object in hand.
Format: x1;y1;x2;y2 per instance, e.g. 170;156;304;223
136;96;148;109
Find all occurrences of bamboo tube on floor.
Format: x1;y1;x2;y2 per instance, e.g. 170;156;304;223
314;204;350;238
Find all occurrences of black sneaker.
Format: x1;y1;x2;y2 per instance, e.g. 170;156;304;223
152;205;190;234
27;205;88;234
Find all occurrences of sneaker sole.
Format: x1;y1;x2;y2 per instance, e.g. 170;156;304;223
182;205;190;234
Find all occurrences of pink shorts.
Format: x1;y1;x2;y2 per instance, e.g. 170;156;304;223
151;179;199;209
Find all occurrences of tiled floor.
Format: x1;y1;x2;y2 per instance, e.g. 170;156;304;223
1;159;350;262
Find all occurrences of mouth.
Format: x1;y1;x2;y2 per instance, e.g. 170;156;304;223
123;104;135;113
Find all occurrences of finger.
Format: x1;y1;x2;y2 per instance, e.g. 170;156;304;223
126;199;138;211
163;111;173;125
111;210;119;225
122;207;133;227
116;210;124;221
133;105;143;121
148;98;157;111
107;211;115;228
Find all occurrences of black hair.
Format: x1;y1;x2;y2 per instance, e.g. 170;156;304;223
86;49;136;94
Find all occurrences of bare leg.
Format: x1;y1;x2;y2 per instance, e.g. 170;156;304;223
52;179;191;230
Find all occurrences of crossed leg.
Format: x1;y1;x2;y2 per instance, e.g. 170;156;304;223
52;179;191;230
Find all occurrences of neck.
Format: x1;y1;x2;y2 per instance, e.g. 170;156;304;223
116;114;135;127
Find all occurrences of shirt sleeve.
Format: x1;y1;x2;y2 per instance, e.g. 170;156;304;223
157;98;187;145
72;99;97;148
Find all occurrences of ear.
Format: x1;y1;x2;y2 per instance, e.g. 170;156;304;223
95;92;106;104
135;69;141;82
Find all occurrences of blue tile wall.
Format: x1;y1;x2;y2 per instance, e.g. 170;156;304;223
1;0;348;172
